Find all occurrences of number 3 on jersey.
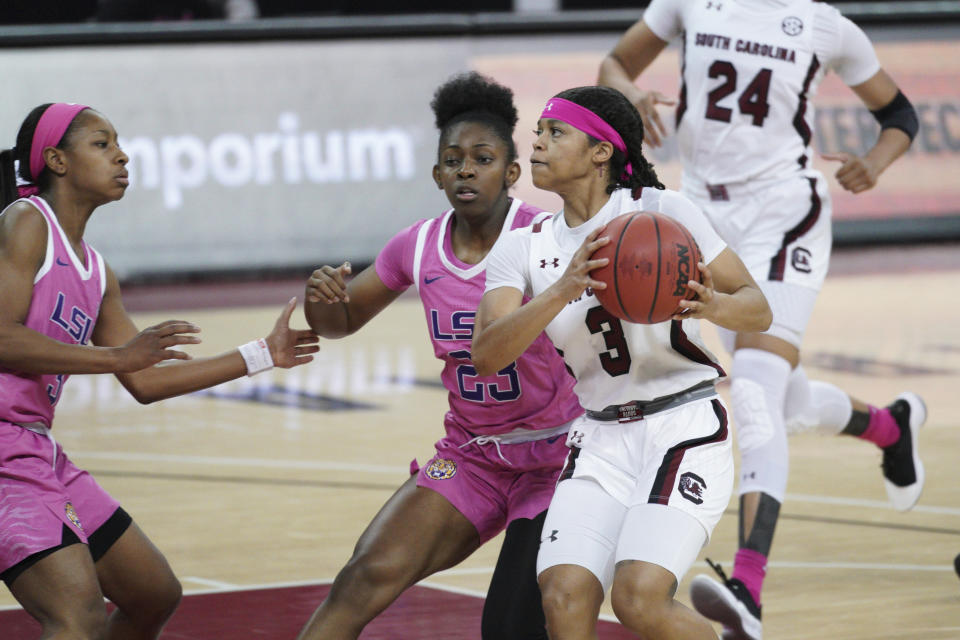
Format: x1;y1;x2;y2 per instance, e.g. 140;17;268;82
586;306;631;376
706;60;772;127
448;349;521;402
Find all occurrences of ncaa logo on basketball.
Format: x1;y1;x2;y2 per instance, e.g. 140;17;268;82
782;16;803;36
678;472;707;505
791;247;812;273
673;244;692;296
64;502;83;531
425;459;457;480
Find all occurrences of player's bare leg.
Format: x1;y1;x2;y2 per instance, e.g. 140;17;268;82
7;544;108;640
612;560;718;639
95;521;182;640
538;564;604;640
297;475;480;640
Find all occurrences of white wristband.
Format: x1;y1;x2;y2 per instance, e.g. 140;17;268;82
238;339;274;376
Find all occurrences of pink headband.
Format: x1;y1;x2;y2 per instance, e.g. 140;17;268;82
19;103;90;197
540;97;633;178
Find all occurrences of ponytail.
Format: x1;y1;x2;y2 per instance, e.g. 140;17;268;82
0;150;17;209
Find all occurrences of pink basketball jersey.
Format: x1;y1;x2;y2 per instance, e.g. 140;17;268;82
376;199;582;437
0;196;106;428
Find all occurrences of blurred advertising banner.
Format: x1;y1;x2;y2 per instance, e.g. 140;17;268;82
1;40;467;279
2;26;956;280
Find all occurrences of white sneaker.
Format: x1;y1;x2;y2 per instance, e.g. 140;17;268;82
690;560;762;640
882;392;926;512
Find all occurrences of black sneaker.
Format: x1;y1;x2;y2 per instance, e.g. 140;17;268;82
689;559;762;640
882;392;926;512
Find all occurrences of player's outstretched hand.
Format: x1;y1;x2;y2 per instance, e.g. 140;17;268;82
115;320;201;372
634;90;676;149
822;152;879;194
554;227;609;303
266;297;320;369
306;261;352;304
672;262;716;321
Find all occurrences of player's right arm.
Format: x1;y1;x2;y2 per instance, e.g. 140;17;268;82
598;20;674;147
304;261;402;339
0;203;200;375
472;228;609;377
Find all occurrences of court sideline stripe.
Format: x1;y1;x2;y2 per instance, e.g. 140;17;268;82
69;450;960;516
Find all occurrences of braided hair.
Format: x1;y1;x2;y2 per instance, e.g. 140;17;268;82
553;86;664;194
430;72;518;162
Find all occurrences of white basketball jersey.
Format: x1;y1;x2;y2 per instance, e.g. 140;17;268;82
485;188;727;411
644;0;880;185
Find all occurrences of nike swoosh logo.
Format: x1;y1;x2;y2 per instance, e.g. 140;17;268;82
56;258;69;266
546;436;562;444
424;275;445;284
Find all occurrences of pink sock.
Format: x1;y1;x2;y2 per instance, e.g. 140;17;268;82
731;548;767;605
860;406;901;448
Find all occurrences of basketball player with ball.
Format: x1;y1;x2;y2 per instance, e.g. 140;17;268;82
599;1;923;637
473;85;770;640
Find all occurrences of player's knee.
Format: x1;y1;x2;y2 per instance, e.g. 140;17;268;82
333;547;411;598
538;569;593;625
39;593;109;640
116;570;182;630
730;350;791;456
609;573;671;633
538;579;574;621
147;572;182;625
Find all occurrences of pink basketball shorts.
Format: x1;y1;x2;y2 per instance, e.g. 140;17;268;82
0;420;120;574
413;419;572;544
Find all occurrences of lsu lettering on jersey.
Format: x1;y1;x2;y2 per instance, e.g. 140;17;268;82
0;196;106;428
485;188;727;411
376;198;582;437
644;0;881;185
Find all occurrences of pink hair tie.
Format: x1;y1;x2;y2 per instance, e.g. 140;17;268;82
27;103;90;183
17;185;39;197
540;97;634;179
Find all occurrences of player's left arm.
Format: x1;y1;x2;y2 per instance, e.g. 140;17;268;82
822;70;918;194
92;264;318;404
674;248;771;333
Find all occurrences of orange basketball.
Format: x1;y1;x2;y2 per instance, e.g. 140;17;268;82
589;211;702;324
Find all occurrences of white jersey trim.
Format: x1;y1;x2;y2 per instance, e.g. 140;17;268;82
95;248;106;297
435;197;524;281
2;197;56;284
411;218;434;294
31;196;96;281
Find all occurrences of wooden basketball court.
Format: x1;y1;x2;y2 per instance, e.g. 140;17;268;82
2;244;958;638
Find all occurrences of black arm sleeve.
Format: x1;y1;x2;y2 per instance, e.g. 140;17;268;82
870;90;918;142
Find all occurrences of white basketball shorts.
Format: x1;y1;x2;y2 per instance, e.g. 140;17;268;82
684;172;832;347
536;397;734;588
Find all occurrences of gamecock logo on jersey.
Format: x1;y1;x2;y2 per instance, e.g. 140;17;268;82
425;459;457;480
791;247;812;273
782;16;803;36
678;472;707;505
